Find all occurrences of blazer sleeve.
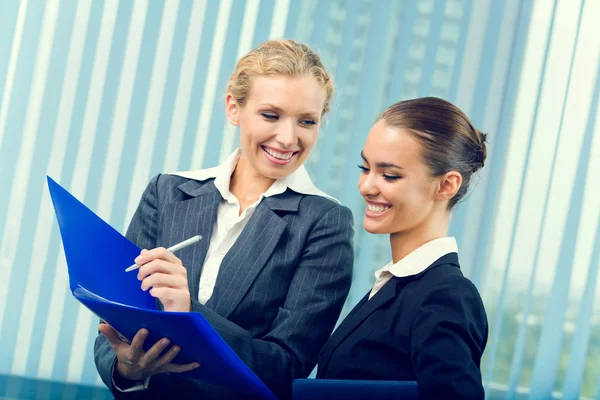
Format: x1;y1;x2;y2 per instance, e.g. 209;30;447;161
190;204;354;399
94;174;160;399
410;273;488;400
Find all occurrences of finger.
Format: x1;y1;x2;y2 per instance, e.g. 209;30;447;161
149;247;181;264
141;273;187;291
138;259;185;281
99;324;126;346
141;337;172;365
153;344;181;369
131;248;149;267
128;328;149;361
149;287;183;302
136;247;181;267
160;361;200;374
98;324;131;356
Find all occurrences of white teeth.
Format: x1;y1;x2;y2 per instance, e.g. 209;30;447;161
367;203;390;213
264;147;294;160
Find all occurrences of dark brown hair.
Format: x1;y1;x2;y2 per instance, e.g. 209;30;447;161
377;97;488;209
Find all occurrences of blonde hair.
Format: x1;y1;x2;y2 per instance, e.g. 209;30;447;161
226;39;334;115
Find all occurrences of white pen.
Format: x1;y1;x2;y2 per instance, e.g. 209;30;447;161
124;235;202;272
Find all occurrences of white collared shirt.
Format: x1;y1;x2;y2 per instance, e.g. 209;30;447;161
368;237;458;300
171;149;338;304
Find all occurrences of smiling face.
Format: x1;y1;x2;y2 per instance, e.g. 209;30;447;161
226;75;327;180
358;121;443;235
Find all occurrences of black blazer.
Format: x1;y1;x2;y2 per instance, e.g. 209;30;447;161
317;253;488;399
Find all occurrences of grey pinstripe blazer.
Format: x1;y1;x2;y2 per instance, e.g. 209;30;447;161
94;173;354;399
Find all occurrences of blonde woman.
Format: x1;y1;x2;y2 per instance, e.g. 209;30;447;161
95;40;354;400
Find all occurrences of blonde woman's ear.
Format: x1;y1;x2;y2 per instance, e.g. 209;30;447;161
225;93;241;126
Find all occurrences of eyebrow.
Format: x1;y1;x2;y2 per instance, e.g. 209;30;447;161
259;103;320;119
260;103;283;112
360;151;404;169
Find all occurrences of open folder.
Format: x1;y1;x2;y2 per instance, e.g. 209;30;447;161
47;176;278;400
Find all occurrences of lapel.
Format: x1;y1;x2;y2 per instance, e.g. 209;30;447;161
205;190;301;318
170;179;221;300
319;278;398;372
345;292;370;319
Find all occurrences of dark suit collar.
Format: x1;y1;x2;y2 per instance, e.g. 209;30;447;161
432;251;459;267
178;178;302;212
177;178;220;198
395;252;460;282
318;253;461;374
263;189;301;212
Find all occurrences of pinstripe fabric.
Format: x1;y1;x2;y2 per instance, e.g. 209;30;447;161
3;1;600;398
94;174;354;399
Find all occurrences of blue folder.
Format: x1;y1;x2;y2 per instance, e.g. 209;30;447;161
47;176;277;400
292;379;418;400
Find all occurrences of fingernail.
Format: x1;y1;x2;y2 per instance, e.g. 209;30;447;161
193;363;200;368
172;346;180;353
135;256;141;263
162;339;170;345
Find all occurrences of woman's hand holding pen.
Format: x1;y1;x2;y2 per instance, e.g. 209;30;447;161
99;325;199;381
136;247;192;312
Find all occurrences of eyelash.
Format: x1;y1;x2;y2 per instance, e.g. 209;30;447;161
357;165;402;181
261;113;316;127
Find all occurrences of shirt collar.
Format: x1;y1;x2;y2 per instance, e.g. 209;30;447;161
169;149;340;204
374;237;458;280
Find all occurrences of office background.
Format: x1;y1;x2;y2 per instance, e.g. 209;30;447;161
0;0;599;398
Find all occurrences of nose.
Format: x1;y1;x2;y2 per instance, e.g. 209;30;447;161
358;171;379;197
276;120;298;148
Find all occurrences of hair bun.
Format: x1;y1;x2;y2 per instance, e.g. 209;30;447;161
473;131;488;172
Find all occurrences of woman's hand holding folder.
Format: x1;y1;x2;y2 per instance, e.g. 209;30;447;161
99;324;200;381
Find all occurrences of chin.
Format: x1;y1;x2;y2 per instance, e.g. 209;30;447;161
263;170;288;180
262;164;296;180
266;161;304;178
363;219;389;234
